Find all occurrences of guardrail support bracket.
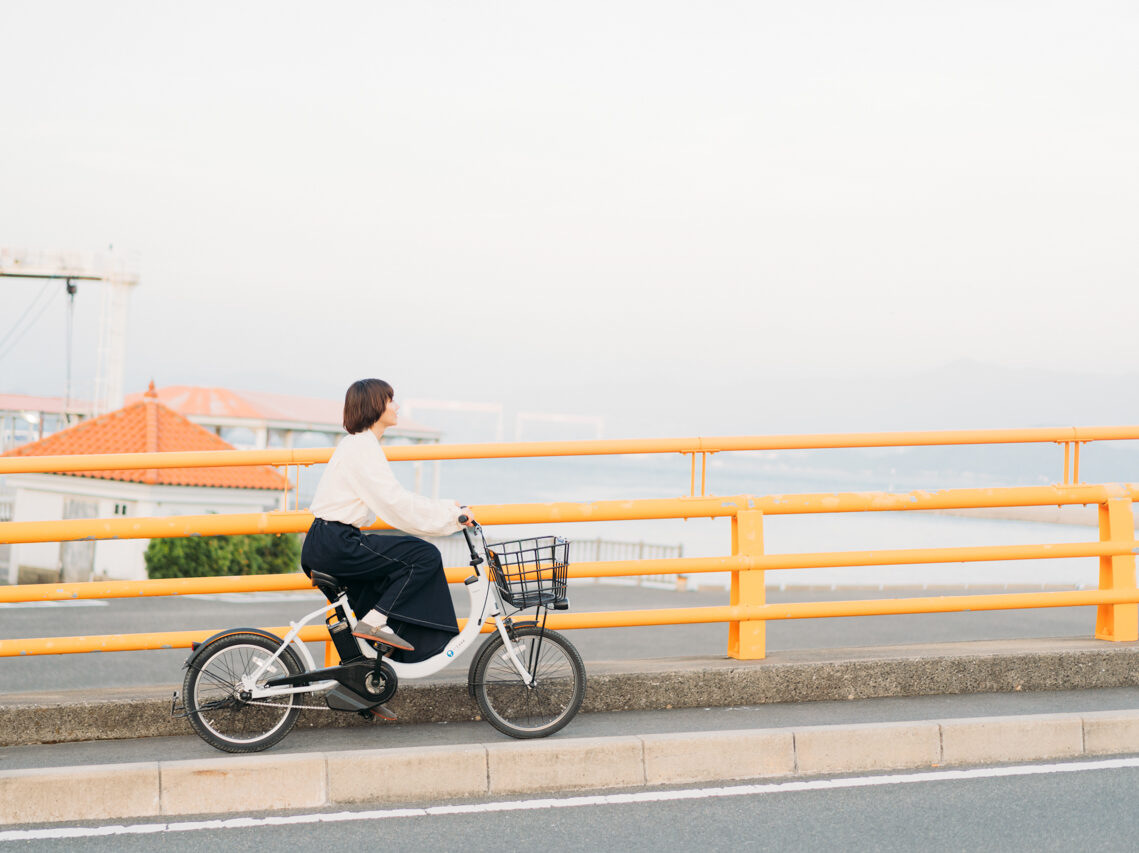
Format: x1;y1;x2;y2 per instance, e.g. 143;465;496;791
1095;498;1138;642
728;510;766;660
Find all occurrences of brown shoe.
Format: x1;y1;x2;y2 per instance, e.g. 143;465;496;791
368;703;397;721
351;622;415;651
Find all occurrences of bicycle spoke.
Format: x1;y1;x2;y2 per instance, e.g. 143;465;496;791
475;629;583;736
186;636;301;751
194;697;240;713
196;666;238;691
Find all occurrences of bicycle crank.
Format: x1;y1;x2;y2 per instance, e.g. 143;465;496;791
325;659;398;712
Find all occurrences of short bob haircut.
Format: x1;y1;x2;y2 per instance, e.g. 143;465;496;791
343;378;394;434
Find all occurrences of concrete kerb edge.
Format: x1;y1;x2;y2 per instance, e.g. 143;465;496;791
6;642;1139;748
6;709;1139;826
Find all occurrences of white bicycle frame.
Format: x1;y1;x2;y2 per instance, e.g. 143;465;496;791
240;545;533;701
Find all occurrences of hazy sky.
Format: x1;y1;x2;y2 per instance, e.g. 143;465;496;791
2;1;1136;438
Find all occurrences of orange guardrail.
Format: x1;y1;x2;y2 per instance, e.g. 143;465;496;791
2;426;1137;494
1;428;1138;661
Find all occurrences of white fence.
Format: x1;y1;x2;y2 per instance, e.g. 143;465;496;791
425;532;685;589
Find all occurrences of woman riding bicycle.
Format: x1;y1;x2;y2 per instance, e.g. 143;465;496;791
301;378;475;663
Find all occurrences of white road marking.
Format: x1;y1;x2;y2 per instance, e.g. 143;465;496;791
0;600;107;609
5;756;1139;842
182;592;323;604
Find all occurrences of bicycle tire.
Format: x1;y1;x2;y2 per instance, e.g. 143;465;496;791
470;626;586;739
183;631;303;753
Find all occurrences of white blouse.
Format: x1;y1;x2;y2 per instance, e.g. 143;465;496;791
309;430;463;537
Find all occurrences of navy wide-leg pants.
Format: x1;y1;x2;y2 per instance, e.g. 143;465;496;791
301;518;458;663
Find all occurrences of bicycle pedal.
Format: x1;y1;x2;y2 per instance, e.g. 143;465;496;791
366;703;397;721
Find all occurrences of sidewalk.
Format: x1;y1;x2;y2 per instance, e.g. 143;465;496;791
5;681;1139;772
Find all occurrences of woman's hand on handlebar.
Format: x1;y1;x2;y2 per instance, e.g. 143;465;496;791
458;506;477;527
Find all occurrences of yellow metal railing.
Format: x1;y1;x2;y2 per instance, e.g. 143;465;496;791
1;425;1136;493
2;428;1138;661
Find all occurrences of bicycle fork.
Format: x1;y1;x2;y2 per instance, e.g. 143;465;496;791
494;618;536;687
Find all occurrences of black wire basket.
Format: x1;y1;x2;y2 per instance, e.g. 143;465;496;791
485;535;570;609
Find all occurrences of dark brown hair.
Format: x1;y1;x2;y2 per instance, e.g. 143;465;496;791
343;378;394;434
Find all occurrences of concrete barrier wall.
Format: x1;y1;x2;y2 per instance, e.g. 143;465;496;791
6;709;1139;826
6;640;1139;748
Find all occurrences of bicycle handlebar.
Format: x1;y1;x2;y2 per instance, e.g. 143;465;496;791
459;515;484;568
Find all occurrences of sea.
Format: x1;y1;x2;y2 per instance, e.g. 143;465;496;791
360;449;1127;591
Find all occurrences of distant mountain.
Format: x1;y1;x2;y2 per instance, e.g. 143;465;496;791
595;360;1139;485
754;360;1139;433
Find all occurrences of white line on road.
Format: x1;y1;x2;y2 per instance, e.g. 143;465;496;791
0;600;107;609
6;756;1139;842
182;592;323;603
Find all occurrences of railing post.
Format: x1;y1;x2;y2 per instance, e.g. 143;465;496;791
1095;498;1137;642
728;510;765;660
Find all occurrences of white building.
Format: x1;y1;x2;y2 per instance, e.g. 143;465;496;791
2;383;288;584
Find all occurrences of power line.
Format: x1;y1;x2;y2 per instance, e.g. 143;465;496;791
0;284;63;364
0;280;54;351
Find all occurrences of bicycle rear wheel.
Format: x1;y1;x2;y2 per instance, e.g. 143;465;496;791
470;626;585;739
183;632;303;753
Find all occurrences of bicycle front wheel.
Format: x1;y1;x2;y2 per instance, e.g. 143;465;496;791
470;626;586;739
183;632;303;753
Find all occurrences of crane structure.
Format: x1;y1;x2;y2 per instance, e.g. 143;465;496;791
403;398;604;442
402;399;506;442
0;248;139;416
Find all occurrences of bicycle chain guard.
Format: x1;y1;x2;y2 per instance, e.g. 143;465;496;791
324;659;398;712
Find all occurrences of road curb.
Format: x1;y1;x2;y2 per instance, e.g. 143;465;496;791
4;639;1139;747
4;709;1139;826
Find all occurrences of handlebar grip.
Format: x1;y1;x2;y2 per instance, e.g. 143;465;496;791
460;518;483;568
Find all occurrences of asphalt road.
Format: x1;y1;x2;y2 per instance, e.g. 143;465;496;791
0;582;1099;693
6;758;1139;851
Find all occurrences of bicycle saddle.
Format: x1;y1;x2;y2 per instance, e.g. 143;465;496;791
309;569;347;604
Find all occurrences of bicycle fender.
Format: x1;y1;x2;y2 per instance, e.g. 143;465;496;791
182;627;286;670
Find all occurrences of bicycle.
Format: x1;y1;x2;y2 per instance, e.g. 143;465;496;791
172;521;586;753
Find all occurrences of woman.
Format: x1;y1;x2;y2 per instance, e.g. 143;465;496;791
301;378;475;665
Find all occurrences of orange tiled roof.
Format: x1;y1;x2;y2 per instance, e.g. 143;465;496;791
1;384;288;490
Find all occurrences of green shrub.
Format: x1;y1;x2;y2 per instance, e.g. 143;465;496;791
144;533;301;579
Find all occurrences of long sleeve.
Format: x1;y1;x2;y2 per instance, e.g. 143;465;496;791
309;431;463;536
346;436;462;537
